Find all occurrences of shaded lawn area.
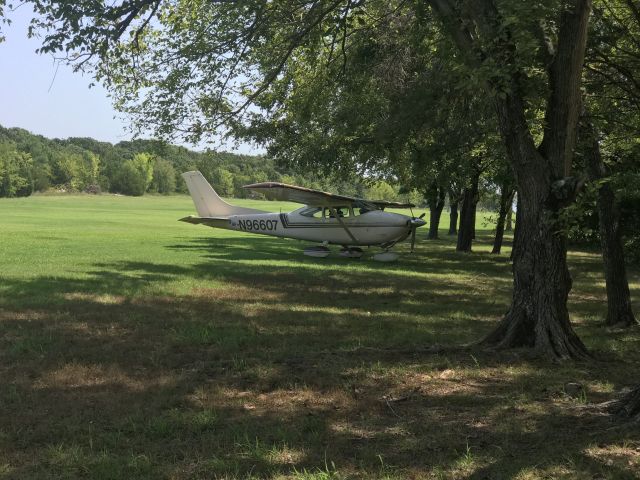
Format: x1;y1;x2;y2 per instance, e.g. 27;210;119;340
0;195;639;479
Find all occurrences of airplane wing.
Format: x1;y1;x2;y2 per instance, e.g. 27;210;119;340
242;182;415;209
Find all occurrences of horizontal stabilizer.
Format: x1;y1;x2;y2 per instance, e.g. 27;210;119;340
179;215;230;229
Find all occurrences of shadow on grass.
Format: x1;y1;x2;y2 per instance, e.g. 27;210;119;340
0;234;638;478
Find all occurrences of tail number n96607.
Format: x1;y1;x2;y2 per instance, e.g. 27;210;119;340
237;219;278;232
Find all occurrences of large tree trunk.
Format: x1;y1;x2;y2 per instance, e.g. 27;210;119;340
432;0;592;359
456;173;480;252
481;0;591;360
482;157;588;358
597;185;637;327
492;183;514;254
427;185;446;239
583;119;637;327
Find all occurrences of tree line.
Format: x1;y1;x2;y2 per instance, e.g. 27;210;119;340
0;124;423;202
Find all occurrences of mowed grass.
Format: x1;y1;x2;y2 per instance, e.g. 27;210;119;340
0;194;639;479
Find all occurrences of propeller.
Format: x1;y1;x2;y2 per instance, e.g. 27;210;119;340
409;213;426;253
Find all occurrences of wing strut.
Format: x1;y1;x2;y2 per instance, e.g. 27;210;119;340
330;208;358;244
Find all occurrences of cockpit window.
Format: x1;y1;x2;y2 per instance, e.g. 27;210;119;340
328;206;353;218
300;204;377;218
299;207;323;218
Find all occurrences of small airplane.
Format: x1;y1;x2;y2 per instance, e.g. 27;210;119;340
180;171;426;261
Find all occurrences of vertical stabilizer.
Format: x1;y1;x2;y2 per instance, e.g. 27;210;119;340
182;171;267;217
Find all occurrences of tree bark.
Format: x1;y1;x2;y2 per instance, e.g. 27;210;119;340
583;119;637;327
608;384;640;420
456;172;480;252
427;185;446;239
482;158;588;358
492;183;514;254
597;184;637;327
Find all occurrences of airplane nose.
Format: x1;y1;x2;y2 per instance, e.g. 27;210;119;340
411;218;427;228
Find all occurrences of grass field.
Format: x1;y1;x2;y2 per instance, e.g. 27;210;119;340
0;194;639;479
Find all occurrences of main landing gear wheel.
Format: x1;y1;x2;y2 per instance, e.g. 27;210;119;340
303;245;331;258
373;251;399;262
339;247;364;258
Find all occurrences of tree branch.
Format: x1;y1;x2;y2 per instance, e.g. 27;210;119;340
427;0;479;63
538;0;592;177
223;0;346;119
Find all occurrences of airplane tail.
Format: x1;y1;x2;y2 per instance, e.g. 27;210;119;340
182;171;267;217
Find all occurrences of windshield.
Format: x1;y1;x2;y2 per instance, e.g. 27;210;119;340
297;203;379;218
298;207;323;218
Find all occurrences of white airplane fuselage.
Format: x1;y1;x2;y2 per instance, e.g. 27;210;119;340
223;208;413;246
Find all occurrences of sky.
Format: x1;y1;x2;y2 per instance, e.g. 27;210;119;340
0;6;261;154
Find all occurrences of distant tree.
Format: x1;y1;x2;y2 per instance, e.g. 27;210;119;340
151;158;176;194
51;151;78;189
113;160;146;196
0;142;33;197
457;167;481;253
97;174;110;192
210;167;235;197
578;116;637;328
578;1;640;329
487;160;516;255
232;174;253;199
131;152;154;192
425;182;446;240
365;181;398;203
491;184;515;255
32;162;51;192
278;174;297;187
505;195;515;232
78;151;100;190
447;184;463;236
403;189;424;208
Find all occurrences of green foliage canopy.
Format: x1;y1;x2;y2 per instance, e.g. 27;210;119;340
0;142;33;197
